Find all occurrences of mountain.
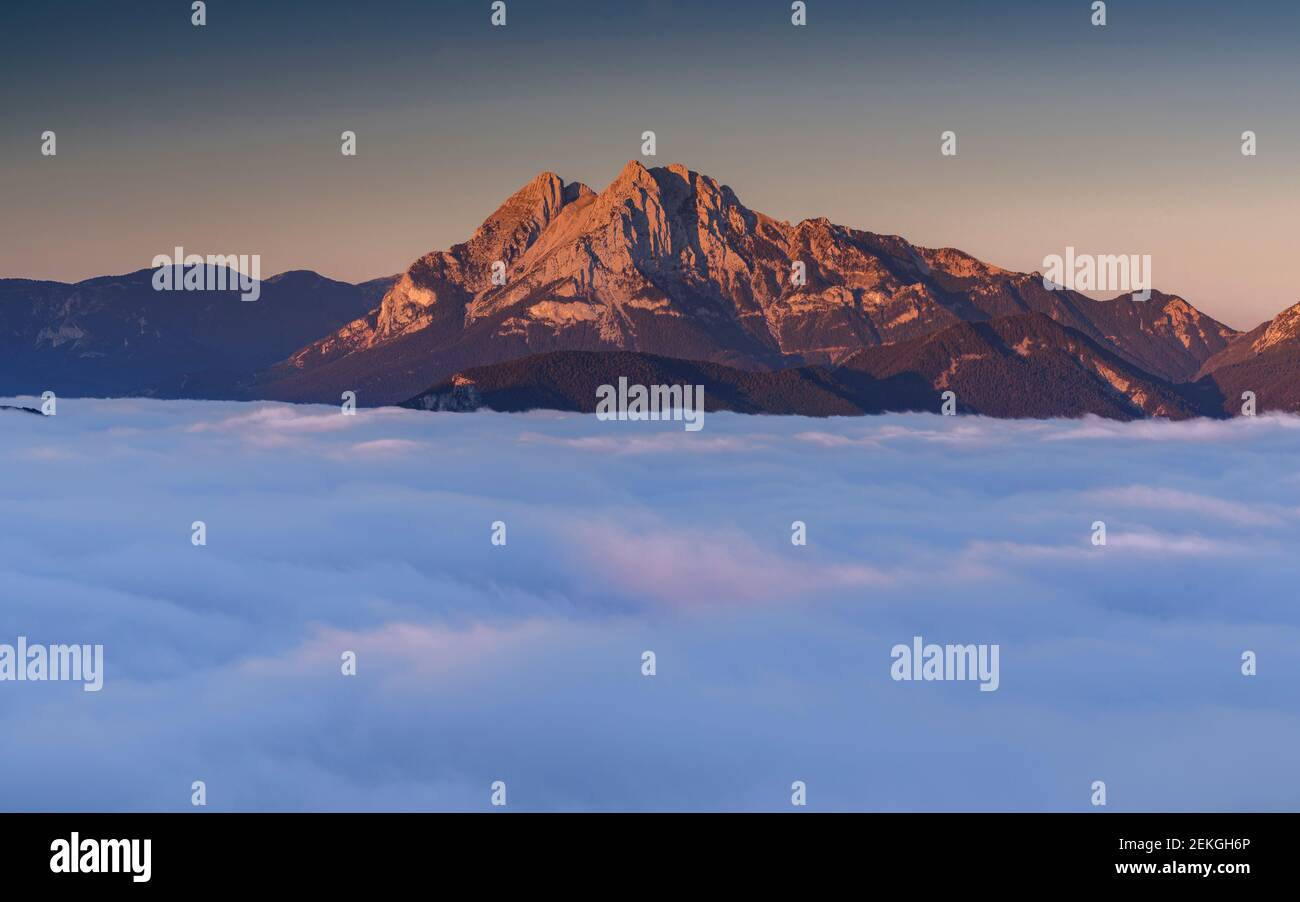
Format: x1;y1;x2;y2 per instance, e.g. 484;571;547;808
253;161;1237;405
406;313;1209;420
1194;301;1300;414
0;269;393;398
1198;301;1300;375
5;161;1281;420
839;312;1208;419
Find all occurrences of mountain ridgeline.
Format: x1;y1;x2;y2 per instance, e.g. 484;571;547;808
4;161;1300;419
0;269;392;399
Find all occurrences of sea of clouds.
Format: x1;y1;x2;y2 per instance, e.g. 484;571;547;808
1;398;1298;811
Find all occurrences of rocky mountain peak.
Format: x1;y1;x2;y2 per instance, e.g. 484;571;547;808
608;159;657;195
252;161;1246;404
1255;300;1300;352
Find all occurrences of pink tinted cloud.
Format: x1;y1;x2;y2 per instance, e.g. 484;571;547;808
567;522;891;606
236;620;565;686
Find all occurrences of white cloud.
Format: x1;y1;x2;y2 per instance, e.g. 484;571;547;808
2;399;1297;811
1045;413;1300;443
1087;485;1289;527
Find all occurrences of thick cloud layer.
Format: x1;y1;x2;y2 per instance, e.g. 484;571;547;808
2;399;1297;811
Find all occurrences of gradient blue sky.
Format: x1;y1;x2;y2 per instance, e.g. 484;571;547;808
2;0;1298;329
2;399;1298;811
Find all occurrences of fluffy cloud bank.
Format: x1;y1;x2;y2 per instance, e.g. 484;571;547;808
2;400;1298;811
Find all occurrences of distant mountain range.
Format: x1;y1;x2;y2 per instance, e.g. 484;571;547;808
0;269;392;399
5;161;1300;419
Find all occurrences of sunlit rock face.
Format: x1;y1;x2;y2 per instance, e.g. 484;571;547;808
260;162;1239;405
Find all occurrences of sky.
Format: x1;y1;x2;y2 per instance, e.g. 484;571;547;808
1;0;1298;330
2;398;1298;811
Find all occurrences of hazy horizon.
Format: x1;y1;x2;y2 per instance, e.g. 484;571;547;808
4;0;1298;331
